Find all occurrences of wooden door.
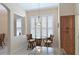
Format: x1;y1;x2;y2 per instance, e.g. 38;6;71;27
60;15;75;55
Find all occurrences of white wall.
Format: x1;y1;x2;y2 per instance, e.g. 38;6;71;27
75;15;79;55
4;3;25;37
60;3;75;16
74;4;79;54
75;4;79;15
4;3;26;53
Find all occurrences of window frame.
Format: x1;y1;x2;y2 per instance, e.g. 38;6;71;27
30;14;53;39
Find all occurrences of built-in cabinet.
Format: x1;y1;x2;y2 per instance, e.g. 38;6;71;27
60;15;75;55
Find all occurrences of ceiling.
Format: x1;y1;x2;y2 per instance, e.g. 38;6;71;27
0;4;7;13
18;3;58;11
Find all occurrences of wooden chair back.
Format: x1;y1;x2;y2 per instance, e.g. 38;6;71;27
35;39;42;46
27;34;32;40
0;33;5;47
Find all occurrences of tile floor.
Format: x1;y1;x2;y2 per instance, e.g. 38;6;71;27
0;46;8;55
11;48;31;55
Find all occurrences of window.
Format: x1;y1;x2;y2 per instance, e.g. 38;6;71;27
30;15;53;38
48;15;53;37
16;18;22;36
31;17;35;38
14;14;25;36
42;16;47;38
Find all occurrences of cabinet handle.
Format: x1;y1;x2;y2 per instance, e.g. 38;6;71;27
66;27;69;30
66;30;69;33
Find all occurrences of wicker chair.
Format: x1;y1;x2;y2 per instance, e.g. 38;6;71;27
43;35;54;47
0;33;5;48
27;34;36;49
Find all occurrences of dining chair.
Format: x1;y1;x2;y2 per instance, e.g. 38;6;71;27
27;34;36;49
0;33;5;48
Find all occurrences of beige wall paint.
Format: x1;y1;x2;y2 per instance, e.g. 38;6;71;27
0;4;8;44
27;7;58;16
0;11;8;33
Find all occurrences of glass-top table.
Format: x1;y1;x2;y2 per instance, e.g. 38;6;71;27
28;46;66;55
